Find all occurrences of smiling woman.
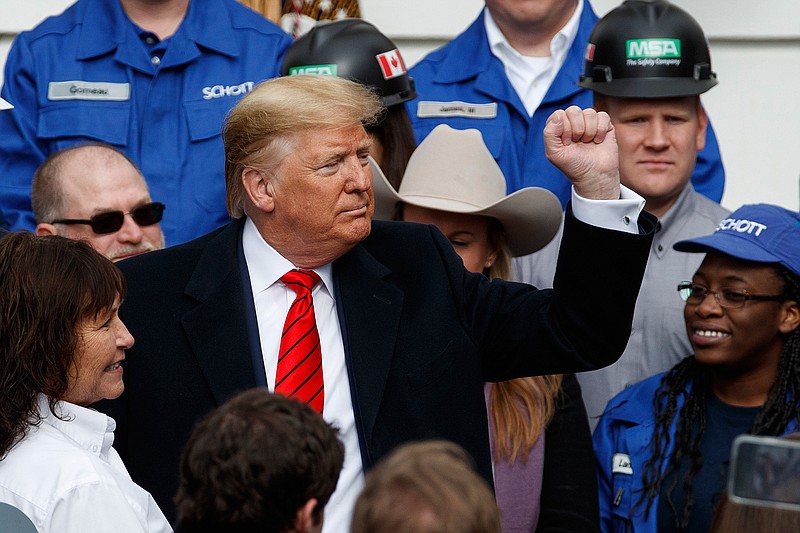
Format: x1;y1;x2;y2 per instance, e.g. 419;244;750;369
594;204;800;533
0;232;171;533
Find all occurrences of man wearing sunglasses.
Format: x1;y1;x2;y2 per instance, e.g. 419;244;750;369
32;144;165;262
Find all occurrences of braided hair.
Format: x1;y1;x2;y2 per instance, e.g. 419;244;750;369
636;265;800;528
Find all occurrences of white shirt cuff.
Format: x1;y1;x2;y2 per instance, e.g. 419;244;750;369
570;184;646;234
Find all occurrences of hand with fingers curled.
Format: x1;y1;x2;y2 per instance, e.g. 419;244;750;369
543;106;621;201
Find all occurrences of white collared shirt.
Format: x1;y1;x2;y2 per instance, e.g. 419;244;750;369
242;218;364;533
0;395;171;533
485;1;583;116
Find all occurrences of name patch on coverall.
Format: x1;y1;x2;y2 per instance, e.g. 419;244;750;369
416;101;497;119
612;453;633;475
48;81;130;101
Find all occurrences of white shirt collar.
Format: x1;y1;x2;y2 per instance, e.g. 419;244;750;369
242;217;335;298
485;0;583;62
38;394;116;459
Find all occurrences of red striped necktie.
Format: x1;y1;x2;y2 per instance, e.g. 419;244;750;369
275;269;324;413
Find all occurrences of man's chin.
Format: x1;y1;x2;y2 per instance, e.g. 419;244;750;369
110;249;149;262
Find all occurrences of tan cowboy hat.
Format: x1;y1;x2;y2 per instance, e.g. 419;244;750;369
372;124;562;256
0;97;12;110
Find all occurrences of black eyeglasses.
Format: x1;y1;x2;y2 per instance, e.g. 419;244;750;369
51;202;165;234
677;281;786;309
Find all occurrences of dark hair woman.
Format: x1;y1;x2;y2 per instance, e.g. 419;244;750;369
0;232;171;532
595;204;800;532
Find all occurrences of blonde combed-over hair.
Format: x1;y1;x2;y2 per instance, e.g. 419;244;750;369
223;75;385;218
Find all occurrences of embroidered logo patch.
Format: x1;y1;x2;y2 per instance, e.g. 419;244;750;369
202;82;255;100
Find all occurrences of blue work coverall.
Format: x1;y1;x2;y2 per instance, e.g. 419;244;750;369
0;0;292;245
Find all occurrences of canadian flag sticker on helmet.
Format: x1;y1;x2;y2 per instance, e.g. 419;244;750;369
584;43;595;62
376;49;407;80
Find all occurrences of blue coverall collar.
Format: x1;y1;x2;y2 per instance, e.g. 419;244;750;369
75;0;240;62
428;1;597;110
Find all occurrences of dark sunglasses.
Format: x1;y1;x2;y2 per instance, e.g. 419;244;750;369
51;202;165;234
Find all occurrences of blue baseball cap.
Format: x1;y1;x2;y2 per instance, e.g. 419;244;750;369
674;204;800;277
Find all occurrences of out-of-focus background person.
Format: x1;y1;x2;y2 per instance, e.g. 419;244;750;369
351;440;502;533
175;389;344;533
0;232;171;533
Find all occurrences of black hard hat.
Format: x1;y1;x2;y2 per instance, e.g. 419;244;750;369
578;0;717;98
280;19;417;107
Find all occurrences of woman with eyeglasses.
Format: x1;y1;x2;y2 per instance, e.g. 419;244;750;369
594;204;800;533
0;232;171;533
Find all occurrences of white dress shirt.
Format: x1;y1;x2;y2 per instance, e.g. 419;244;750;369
0;395;171;533
485;1;583;116
242;218;364;533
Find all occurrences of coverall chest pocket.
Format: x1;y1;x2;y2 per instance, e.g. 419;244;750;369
37;103;131;148
183;98;234;213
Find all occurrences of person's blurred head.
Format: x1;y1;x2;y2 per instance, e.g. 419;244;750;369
280;19;416;189
583;0;717;217
175;389;344;533
0;232;129;455
33;144;165;261
710;492;800;532
351;440;502;533
223;75;384;268
372;124;561;279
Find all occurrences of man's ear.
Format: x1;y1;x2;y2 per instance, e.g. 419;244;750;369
242;167;276;213
695;103;708;152
293;498;320;533
35;223;58;236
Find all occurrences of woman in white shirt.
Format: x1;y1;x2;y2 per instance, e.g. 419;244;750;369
0;232;171;533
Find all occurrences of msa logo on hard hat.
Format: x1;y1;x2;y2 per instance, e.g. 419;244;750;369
288;64;338;76
626;39;681;59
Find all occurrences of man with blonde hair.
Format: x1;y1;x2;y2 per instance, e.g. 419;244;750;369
102;74;657;531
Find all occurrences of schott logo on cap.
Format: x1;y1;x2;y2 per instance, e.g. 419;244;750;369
717;218;768;237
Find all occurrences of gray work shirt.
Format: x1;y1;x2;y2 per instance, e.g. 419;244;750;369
514;185;730;430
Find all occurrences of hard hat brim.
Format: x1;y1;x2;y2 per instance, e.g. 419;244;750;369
579;76;718;98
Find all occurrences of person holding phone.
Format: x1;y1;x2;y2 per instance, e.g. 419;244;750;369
594;204;800;532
